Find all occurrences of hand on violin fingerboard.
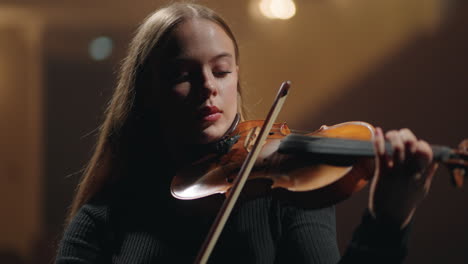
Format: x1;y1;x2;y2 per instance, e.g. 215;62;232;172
369;127;439;229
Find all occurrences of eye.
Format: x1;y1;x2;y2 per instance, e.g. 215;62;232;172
173;73;190;83
165;69;191;84
213;71;232;78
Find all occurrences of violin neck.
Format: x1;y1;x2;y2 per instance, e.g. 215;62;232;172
430;145;457;162
279;134;457;162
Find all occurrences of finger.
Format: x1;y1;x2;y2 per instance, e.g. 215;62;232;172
414;139;434;172
373;127;385;156
423;162;439;190
373;127;390;171
399;128;417;142
399;128;417;154
386;130;405;165
399;129;419;169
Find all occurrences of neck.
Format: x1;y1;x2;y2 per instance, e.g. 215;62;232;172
165;114;241;166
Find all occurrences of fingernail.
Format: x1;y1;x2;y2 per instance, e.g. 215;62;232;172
388;160;393;168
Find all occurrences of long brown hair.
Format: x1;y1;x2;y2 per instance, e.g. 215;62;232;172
66;2;245;224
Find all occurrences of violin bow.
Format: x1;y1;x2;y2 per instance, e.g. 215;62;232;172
194;81;291;264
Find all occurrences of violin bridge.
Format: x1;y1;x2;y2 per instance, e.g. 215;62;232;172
244;126;266;153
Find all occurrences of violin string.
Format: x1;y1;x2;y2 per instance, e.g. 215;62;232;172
281;136;463;163
239;126;312;135
256;128;372;155
249;128;465;163
280;136;377;157
240;127;379;156
264;128;310;134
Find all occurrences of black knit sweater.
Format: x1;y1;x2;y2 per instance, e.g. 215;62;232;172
56;163;411;264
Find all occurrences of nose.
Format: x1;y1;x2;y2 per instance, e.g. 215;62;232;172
198;68;218;99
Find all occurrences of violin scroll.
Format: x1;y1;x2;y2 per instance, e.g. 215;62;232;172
448;139;468;188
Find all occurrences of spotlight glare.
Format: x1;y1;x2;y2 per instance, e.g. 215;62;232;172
259;0;296;20
259;0;275;19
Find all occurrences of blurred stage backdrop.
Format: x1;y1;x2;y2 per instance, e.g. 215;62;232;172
0;0;467;263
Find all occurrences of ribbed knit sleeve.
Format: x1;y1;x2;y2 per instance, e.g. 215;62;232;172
339;210;411;264
275;206;341;263
55;203;110;264
274;205;410;264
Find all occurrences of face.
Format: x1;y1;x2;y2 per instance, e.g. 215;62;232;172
151;18;239;145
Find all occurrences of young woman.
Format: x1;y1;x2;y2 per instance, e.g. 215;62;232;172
56;3;437;263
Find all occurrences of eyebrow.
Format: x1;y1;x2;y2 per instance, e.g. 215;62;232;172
209;52;233;63
172;52;233;64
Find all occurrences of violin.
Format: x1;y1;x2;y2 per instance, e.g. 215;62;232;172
170;81;468;264
172;119;468;207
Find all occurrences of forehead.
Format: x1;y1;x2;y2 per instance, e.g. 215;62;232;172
164;18;236;62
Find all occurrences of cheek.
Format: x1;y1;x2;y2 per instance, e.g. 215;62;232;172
150;84;191;123
148;74;190;107
172;83;191;100
221;77;239;112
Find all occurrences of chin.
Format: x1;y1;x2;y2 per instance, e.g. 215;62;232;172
198;121;228;144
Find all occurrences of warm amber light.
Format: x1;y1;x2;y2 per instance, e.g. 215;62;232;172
259;0;296;20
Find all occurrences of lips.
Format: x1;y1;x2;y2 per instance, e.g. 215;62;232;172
198;106;222;122
200;106;220;115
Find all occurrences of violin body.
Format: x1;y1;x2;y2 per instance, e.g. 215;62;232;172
171;120;377;208
184;83;468;264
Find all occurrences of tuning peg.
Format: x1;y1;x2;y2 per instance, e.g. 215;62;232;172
450;139;468;188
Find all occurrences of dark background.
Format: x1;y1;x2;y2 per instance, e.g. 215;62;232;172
0;0;466;263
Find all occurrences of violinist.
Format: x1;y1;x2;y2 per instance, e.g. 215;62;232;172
56;3;438;263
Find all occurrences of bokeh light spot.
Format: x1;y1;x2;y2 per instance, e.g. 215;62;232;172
89;36;113;61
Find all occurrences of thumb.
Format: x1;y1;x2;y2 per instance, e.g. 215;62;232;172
423;162;439;190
